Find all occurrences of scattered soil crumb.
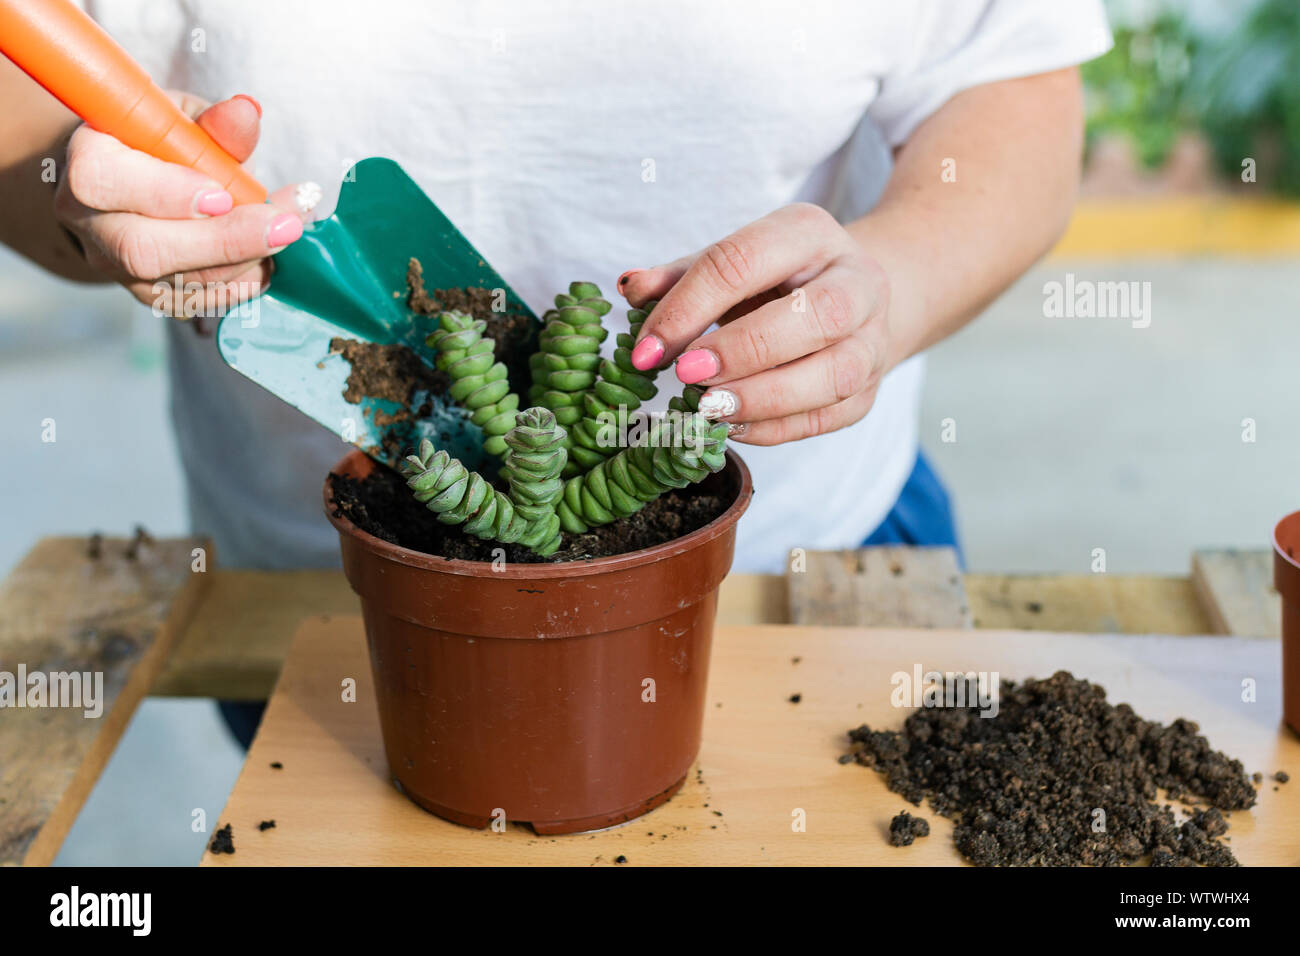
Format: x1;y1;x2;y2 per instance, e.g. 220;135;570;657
270;762;283;770
791;656;802;665
614;855;628;864
258;820;276;832
1275;771;1290;783
847;671;1256;866
788;693;802;704
1253;772;1263;784
889;811;931;847
209;824;235;855
330;462;731;563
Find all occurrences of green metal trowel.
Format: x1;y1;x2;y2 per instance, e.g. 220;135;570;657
217;158;539;471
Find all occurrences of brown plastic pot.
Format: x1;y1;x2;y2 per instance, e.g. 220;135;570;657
324;448;752;834
1273;511;1300;736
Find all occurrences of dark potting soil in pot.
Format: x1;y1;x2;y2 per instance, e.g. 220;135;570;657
847;671;1258;866
329;462;730;563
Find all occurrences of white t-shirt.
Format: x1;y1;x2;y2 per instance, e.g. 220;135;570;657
82;0;1110;571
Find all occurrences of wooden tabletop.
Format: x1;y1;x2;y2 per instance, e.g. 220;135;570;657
205;617;1299;866
0;535;1283;866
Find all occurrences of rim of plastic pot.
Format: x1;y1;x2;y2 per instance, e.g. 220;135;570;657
323;447;753;579
1273;510;1300;605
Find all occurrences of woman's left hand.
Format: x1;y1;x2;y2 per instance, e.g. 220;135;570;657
618;202;891;445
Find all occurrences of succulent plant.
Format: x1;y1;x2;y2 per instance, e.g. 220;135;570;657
401;407;569;557
556;413;728;534
426;310;519;457
567;300;662;472
409;284;728;557
528;282;610;426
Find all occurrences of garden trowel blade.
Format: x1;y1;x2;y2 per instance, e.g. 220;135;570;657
216;157;538;472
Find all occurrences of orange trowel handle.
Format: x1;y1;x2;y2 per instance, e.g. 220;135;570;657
0;0;267;204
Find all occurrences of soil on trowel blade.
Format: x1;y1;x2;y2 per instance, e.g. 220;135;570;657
406;257;534;380
328;257;534;424
847;671;1257;866
329;461;729;563
329;338;448;413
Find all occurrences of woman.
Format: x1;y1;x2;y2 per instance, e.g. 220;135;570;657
1;1;1109;576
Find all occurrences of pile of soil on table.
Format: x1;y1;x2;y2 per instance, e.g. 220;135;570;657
329;461;731;563
847;671;1257;866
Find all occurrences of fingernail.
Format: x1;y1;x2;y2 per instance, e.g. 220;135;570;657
675;348;719;385
195;189;233;216
617;269;641;289
696;388;739;420
294;181;323;216
267;212;303;248
726;422;748;437
630;334;664;370
234;93;262;117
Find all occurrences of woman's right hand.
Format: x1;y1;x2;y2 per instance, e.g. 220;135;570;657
53;91;316;324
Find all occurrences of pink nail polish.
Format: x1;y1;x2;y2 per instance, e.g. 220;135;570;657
630;334;664;370
617;269;641;289
267;212;303;248
676;348;719;385
195;189;233;216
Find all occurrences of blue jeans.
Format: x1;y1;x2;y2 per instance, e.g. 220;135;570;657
861;451;964;568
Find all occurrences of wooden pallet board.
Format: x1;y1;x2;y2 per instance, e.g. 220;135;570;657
206;617;1299;866
966;573;1213;635
0;535;209;865
787;547;970;628
1191;549;1280;639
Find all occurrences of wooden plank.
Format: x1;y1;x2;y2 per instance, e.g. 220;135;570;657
205;618;1298;866
0;535;209;866
786;547;970;628
153;570;361;700
1191;549;1280;639
966;573;1212;635
154;571;788;700
717;573;788;627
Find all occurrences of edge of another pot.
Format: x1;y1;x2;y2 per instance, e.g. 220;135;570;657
1272;510;1300;735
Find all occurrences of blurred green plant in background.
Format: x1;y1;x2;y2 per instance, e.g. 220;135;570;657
1192;0;1300;195
1084;0;1300;195
1083;12;1196;170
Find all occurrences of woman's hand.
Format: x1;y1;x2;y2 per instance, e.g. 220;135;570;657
618;203;891;445
53;92;315;326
